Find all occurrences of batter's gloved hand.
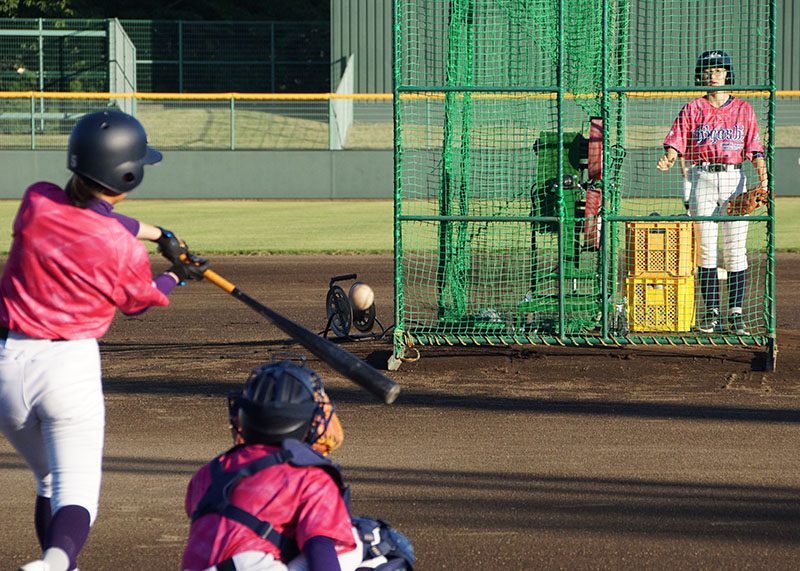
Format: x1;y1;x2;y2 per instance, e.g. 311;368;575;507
169;253;209;284
156;227;188;264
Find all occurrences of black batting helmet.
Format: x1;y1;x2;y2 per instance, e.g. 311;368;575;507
231;358;332;446
67;110;162;194
695;50;735;86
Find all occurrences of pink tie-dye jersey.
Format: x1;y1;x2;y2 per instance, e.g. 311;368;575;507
182;444;355;569
663;96;763;164
0;182;168;340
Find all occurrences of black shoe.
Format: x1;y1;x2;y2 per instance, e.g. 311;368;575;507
696;309;720;334
729;313;749;336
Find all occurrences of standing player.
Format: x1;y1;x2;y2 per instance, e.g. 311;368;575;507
656;50;768;335
183;357;415;571
0;110;207;571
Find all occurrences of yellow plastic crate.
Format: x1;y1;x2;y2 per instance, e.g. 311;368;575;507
626;275;696;332
626;221;694;277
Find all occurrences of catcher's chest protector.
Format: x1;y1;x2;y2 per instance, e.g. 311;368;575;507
191;439;349;557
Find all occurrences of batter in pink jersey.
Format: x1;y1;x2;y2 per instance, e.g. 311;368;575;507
1;110;208;571
656;50;768;336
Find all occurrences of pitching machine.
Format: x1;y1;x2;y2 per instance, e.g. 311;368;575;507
323;274;389;341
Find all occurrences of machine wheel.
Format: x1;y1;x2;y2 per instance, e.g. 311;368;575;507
353;304;376;333
326;285;352;337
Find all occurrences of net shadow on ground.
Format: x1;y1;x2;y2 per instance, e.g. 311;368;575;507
2;451;796;543
325;386;800;423
100;376;800;424
0;451;202;476
346;466;800;543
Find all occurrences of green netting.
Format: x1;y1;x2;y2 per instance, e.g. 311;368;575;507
393;0;776;359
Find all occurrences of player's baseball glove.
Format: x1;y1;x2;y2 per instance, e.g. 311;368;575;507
727;185;768;216
312;393;343;456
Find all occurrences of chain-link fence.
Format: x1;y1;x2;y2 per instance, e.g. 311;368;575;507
121;20;330;93
0;92;392;150
0;19;331;95
0;19;114;92
0;92;796;151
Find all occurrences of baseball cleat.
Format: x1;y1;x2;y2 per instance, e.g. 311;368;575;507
695;309;721;334
18;561;49;571
728;313;749;336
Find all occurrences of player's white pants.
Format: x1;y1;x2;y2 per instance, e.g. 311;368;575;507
688;166;749;272
198;552;287;571
0;332;104;523
286;527;376;571
214;528;380;571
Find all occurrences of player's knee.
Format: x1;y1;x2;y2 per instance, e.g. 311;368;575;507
36;473;52;497
726;260;748;273
51;495;99;525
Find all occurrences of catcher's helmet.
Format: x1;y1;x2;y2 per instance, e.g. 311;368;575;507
695;50;735;86
67;110;162;194
231;358;332;446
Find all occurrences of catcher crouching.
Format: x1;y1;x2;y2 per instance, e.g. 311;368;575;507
181;356;415;571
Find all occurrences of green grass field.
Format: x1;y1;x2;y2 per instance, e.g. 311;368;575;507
0;198;798;255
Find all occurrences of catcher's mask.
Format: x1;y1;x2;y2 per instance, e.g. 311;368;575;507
228;356;333;446
67;110;162;194
695;50;735;86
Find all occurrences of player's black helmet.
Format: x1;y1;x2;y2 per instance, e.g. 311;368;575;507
232;358;331;446
67;110;162;194
695;50;735;86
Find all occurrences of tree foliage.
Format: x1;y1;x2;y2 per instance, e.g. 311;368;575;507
0;0;329;20
0;0;74;17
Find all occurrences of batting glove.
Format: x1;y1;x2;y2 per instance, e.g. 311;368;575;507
169;253;209;285
156;227;189;264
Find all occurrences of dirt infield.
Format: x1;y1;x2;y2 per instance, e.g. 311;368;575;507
1;254;799;570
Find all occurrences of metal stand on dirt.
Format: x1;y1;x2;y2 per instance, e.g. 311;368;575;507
322;274;391;342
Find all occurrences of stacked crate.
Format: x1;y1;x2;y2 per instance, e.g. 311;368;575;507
625;222;695;332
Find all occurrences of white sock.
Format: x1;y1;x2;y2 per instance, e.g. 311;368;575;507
42;547;69;571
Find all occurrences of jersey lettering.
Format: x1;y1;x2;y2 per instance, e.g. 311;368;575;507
693;124;744;146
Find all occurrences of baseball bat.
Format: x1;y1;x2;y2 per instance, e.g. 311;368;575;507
199;267;400;405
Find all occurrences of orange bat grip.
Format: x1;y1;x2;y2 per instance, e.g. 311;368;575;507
202;269;237;293
176;253;237;293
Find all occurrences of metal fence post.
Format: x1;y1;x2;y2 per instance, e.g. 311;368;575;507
30;95;36;150
230;96;235;150
38;18;44;133
270;22;276;92
178;21;184;93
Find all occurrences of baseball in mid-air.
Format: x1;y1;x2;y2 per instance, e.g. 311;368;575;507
349;282;375;311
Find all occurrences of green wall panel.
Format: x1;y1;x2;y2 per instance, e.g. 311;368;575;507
0;149;797;199
0;151;394;199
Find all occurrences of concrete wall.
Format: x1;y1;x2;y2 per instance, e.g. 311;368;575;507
1;149;798;199
0;150;395;199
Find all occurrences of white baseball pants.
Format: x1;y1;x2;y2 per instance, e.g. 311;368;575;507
195;529;368;571
0;332;104;523
688;166;749;272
